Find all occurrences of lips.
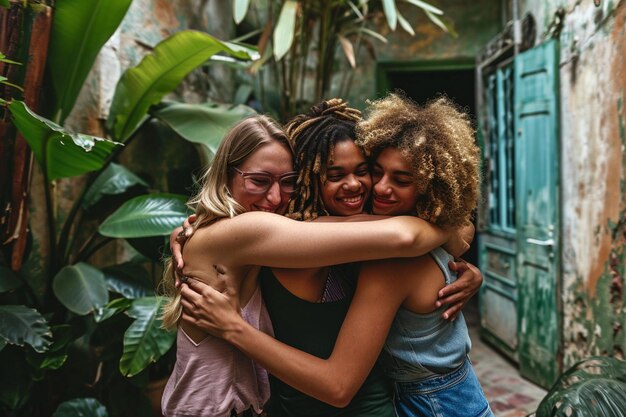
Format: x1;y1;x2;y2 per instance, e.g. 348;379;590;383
336;194;364;208
253;205;278;213
373;195;396;209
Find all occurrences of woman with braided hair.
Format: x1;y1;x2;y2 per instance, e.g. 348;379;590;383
284;98;366;220
172;98;483;416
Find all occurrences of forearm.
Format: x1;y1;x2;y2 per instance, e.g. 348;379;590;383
256;216;450;265
200;213;449;268
225;320;357;407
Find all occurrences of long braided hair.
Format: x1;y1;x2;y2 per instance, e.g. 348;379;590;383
284;98;362;220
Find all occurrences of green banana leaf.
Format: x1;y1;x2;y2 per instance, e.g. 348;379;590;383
52;263;109;315
94;298;134;323
9;101;121;181
152;101;256;156
52;398;108;417
102;262;154;299
119;296;176;377
0;305;52;353
99;194;190;238
82;163;148;209
0;266;22;292
49;0;132;123
273;1;297;61
24;324;75;370
106;30;256;142
233;0;251;24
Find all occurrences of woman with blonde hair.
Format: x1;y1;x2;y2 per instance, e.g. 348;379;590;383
178;95;492;417
160;109;474;417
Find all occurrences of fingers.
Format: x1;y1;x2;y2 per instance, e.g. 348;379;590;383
170;227;185;270
441;302;463;321
437;276;467;299
436;289;469;308
183;214;197;229
448;259;468;273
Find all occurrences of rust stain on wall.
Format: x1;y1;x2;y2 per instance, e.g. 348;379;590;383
567;1;626;363
154;0;180;33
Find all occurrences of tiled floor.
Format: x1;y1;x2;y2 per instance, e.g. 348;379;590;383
465;299;548;417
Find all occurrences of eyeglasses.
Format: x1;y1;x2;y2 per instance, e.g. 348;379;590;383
232;167;298;194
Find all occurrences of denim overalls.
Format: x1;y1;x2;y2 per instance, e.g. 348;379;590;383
382;247;493;417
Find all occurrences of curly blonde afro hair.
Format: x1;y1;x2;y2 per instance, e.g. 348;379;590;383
356;94;480;229
284;98;362;221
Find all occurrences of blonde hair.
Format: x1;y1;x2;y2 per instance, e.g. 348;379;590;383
356;94;480;229
160;115;290;329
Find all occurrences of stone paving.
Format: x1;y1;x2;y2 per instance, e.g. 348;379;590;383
465;300;547;417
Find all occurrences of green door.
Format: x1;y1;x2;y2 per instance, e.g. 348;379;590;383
514;39;561;387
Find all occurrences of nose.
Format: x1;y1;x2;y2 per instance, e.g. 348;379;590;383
374;175;392;196
342;174;361;191
265;181;282;206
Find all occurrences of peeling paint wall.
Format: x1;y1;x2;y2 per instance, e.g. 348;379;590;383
520;0;626;366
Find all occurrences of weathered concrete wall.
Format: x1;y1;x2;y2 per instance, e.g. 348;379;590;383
520;0;626;365
341;0;502;108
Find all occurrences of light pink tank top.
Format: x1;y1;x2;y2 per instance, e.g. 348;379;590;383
161;286;273;417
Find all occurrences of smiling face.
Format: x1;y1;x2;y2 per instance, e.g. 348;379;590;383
320;138;372;216
228;140;294;214
371;147;419;216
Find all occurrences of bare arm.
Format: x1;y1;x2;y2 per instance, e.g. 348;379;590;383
180;259;410;407
185;212;451;269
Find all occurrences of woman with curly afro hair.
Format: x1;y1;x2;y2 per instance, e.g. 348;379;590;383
353;93;492;417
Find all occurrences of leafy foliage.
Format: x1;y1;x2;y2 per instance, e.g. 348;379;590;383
9;100;121;181
82;163;149;209
534;357;626;417
52;263;109;315
52;398;108;417
98;194;190;238
49;0;133;123
0;305;52;353
2;3;258;417
152;101;256;157
119;297;176;377
106;30;255;141
233;0;452;119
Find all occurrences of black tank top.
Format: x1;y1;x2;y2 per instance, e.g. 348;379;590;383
259;266;394;417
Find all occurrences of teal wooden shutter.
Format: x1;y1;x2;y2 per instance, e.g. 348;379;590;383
514;39;561;388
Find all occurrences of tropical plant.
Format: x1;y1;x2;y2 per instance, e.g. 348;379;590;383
530;356;626;417
0;1;257;416
230;0;454;119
